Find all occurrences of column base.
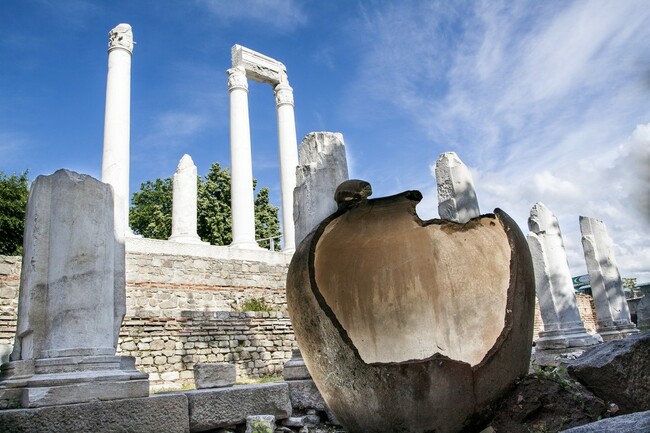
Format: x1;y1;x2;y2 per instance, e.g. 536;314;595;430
0;355;149;408
535;327;602;350
229;240;264;250
168;234;209;245
596;323;639;342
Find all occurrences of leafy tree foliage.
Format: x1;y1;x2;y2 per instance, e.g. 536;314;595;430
129;177;173;240
0;171;30;255
130;162;281;249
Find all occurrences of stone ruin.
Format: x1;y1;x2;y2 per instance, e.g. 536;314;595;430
0;170;148;408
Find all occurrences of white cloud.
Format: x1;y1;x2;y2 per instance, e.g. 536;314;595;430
347;0;650;280
196;0;308;32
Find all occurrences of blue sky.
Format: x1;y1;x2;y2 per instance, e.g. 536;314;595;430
1;0;649;281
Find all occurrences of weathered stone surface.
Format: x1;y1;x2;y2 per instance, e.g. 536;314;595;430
193;363;236;389
286;183;536;433
170;154;205;244
245;414;276;433
435;152;480;223
567;331;650;414
185;383;291;432
637;284;650;330
0;394;189;433
294;132;348;246
580;216;638;341
286;380;327;412
527;203;599;349
559;410;650;433
283;349;311;380
0;170;148;407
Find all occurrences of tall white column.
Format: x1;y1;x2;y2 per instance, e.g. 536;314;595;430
275;75;298;252
102;23;134;241
228;66;260;249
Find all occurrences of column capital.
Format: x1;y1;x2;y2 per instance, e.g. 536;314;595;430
227;66;248;92
275;82;294;107
108;23;134;54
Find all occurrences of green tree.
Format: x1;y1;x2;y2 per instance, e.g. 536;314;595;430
129;177;173;239
255;186;280;250
197;162;233;246
0;171;30;255
130;162;281;249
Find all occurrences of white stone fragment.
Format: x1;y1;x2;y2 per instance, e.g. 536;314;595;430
293;132;349;245
579;216;639;341
435;152;480;223
169;154;206;244
526;203;599;349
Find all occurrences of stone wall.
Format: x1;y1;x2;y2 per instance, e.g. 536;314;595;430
0;239;605;389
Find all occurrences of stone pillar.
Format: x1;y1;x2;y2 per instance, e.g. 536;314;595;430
0;170;148;408
169;154;206;244
275;75;299;252
293;132;349;246
102;23;134;240
579;216;639;341
527;203;600;349
228;66;260;250
434;152;480;223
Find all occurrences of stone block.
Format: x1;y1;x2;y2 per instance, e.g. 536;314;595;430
559;410;650;433
435;152;480;223
245;414;275;433
193;363;236;389
185;383;291;432
0;394;189;433
567;332;650;414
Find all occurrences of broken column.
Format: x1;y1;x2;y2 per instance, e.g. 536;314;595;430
293;132;349;246
527;203;600;349
169;154;206;244
435;152;480;223
579;216;639;341
0;170;148;408
101;23;134;240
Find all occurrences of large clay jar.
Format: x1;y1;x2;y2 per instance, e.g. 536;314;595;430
286;186;535;433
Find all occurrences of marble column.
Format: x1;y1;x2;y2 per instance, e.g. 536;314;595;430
275;74;299;252
169;154;206;244
0;170;148;408
228;66;260;249
102;23;134;240
435;152;480;223
579;216;639;341
527;203;600;349
294;132;349;246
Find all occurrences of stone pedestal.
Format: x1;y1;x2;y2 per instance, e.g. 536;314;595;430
435;152;480;223
228;66;261;250
169;154;206;244
293;132;349;246
102;23;134;240
579;216;639;341
527;203;599;349
283;349;311;381
0;170;148;408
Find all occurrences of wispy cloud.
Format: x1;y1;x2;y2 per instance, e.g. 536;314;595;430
196;0;308;32
347;0;650;279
